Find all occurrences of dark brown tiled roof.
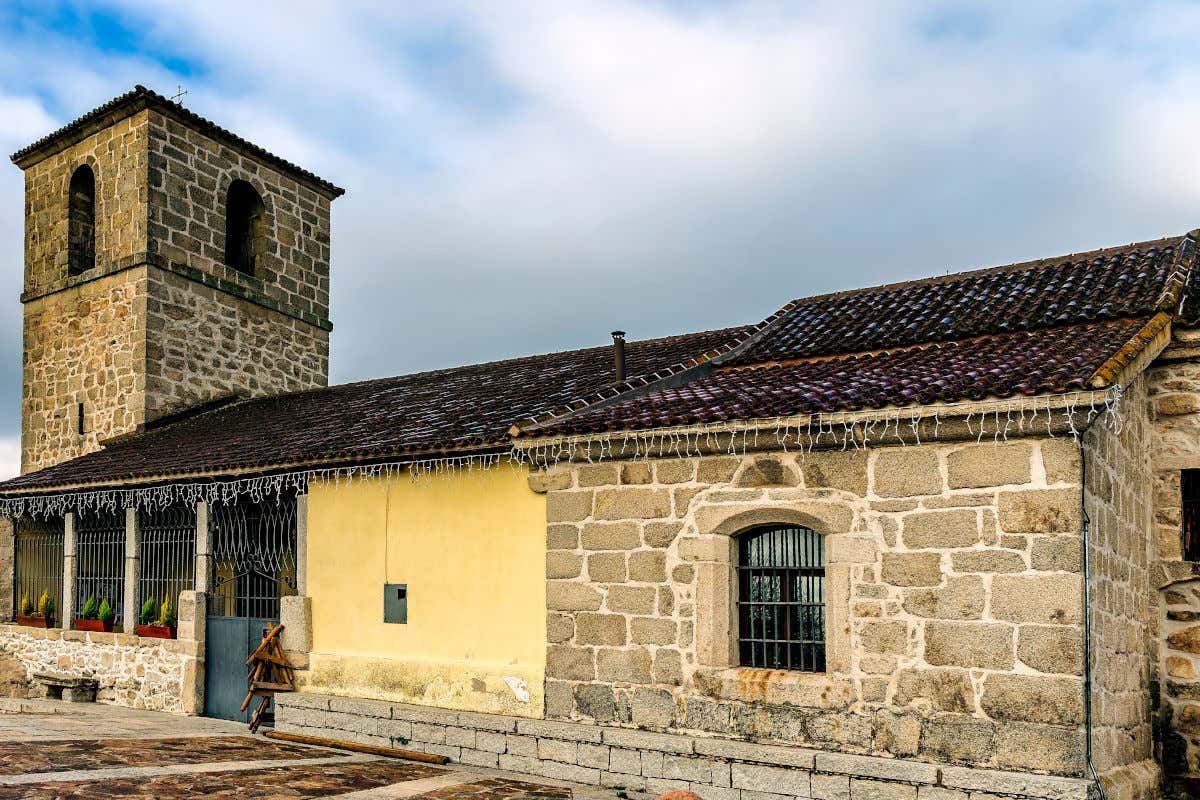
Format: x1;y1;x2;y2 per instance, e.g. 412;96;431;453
726;235;1192;365
0;327;749;493
521;317;1156;435
10;86;344;198
4;232;1197;496
519;234;1198;438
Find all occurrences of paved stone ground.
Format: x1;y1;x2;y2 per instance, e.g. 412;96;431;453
0;698;245;740
0;700;602;799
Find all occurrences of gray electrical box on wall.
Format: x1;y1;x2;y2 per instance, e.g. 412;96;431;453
384;584;408;624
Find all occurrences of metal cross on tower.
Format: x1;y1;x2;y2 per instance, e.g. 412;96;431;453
169;84;188;103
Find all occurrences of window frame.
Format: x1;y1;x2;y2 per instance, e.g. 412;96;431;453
736;524;827;672
223;179;266;278
1183;469;1200;561
690;503;857;686
67;163;96;276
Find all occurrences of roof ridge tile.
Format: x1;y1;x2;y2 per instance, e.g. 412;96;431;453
10;85;344;197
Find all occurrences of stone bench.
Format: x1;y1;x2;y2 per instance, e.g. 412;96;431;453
31;672;98;703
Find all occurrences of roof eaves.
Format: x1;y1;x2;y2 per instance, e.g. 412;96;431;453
1087;312;1173;389
0;439;515;499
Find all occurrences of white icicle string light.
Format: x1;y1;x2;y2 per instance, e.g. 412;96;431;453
1;386;1128;520
0;450;515;520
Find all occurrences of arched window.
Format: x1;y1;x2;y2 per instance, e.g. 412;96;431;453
737;525;825;671
67;165;96;275
223;180;265;277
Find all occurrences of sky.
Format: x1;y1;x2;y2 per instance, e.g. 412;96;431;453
2;1;1200;481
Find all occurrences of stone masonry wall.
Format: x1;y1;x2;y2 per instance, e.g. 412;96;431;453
20;110;150;297
1082;377;1158;800
1146;326;1200;786
145;109;333;325
21;269;149;472
144;267;328;421
0;624;200;713
18;103;333;470
535;437;1091;779
277;691;1095;800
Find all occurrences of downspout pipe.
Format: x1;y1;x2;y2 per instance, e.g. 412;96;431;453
1079;431;1107;800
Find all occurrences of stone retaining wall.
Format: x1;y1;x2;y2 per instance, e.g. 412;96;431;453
0;591;205;714
0;625;199;712
277;691;1094;799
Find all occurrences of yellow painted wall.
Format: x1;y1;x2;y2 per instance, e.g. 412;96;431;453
304;462;547;717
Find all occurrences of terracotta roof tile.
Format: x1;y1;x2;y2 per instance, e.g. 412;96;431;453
726;236;1192;365
520;234;1198;438
4;231;1198;496
0;326;749;493
523;318;1152;436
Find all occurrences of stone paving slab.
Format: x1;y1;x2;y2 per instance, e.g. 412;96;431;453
0;735;325;774
0;698;246;740
0;760;451;799
421;777;573;799
0;698;616;799
0;753;378;787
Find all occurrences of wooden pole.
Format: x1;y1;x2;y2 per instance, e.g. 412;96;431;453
264;730;450;765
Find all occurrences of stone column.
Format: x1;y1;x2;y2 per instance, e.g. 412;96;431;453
279;495;312;676
123;507;140;633
62;513;76;627
295;494;308;596
194;502;210;594
279;595;312;674
0;517;14;622
177;590;207;715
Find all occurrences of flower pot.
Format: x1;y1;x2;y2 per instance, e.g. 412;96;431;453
15;615;52;629
74;619;114;633
135;624;176;640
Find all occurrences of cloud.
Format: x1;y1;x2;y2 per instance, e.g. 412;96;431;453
2;0;1200;449
0;438;18;481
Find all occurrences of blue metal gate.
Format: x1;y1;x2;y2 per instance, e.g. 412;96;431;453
205;616;276;721
203;496;297;722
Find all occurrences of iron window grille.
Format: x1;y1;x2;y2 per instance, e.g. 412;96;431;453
1184;470;1200;561
13;518;64;624
74;510;126;629
208;495;297;619
737;525;825;672
138;505;197;618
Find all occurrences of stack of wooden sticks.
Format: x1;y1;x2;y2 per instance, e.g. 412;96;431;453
242;623;294;732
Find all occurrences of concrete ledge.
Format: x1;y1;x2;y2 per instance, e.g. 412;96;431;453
276;691;1093;800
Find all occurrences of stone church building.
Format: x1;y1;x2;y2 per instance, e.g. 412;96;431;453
0;86;1199;800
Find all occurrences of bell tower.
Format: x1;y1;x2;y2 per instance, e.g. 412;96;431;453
11;86;344;473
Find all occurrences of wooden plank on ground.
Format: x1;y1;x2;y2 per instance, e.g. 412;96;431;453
264;730;451;765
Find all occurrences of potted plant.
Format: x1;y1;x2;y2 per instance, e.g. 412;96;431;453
74;595;114;633
15;589;52;628
135;595;176;639
98;599;116;630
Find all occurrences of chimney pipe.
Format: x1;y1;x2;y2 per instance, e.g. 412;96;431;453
611;331;627;382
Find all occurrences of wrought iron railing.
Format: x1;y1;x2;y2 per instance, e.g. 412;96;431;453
138;505;197;619
74;510;126;628
13;518;64;624
208;495;297;619
737;525;826;672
